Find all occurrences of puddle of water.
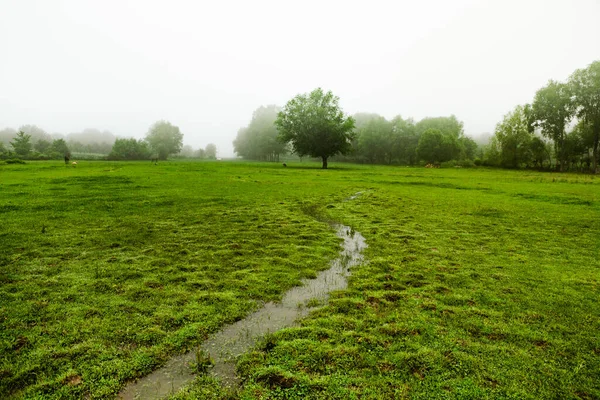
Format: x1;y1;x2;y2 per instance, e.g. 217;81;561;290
345;191;363;201
118;224;366;400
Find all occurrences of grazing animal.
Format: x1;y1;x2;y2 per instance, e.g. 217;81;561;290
282;163;287;167
64;155;70;165
72;161;78;167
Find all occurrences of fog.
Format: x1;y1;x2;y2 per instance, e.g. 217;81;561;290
1;0;598;157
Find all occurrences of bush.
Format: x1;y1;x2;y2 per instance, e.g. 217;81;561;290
5;158;26;164
474;158;482;166
458;159;475;168
108;138;151;160
440;160;457;168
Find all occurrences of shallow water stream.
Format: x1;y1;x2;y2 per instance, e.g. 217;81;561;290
118;224;366;399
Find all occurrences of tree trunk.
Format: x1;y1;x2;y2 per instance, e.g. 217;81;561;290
558;138;564;172
322;156;328;169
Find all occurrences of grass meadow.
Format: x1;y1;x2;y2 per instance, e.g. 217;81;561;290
1;160;598;399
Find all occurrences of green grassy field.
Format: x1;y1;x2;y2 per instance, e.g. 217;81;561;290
1;160;599;399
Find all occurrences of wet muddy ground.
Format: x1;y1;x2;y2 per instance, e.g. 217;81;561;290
118;224;366;399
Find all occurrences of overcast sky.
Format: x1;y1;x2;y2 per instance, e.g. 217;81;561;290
1;0;599;156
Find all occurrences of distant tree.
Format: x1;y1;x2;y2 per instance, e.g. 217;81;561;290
10;131;32;158
276;88;355;169
233;127;251;158
482;137;502;166
416;116;464;161
531;80;574;171
67;129;116;145
569;61;600;173
343;113;382;163
194;148;206;159
234;105;286;161
145;121;183;160
18;125;52;144
34;139;52;154
178;145;195;158
391;116;419;165
108;138;151;160
493;105;534;168
205;143;217;159
357;115;394;164
66;129;115;155
0;141;7;157
51;139;70;157
459;136;478;160
416;128;458;164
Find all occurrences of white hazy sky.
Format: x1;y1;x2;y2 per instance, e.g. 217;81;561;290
1;0;599;156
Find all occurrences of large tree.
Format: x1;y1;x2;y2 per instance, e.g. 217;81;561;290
531;80;574;171
493;105;534;168
569;61;600;173
10;131;32;158
145;121;183;160
276;88;355;169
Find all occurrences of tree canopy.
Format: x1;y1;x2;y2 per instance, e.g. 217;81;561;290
493;105;535;168
531;80;573;171
568;61;600;173
108;138;150;160
10;131;32;158
145;121;183;160
276;88;355;169
205;143;217;159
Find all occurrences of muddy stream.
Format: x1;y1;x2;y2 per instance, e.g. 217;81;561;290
118;223;366;399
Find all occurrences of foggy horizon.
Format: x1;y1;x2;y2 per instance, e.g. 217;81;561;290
1;0;599;157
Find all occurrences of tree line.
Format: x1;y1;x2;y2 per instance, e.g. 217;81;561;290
233;95;477;167
235;60;599;172
482;60;599;172
0;121;217;161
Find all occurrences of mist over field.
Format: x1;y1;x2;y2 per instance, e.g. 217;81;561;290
1;0;599;156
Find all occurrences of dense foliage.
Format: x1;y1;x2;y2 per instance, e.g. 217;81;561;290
108;138;151;160
145;121;184;160
1;130;71;160
0;121;216;162
483;60;600;172
276;88;356;169
233;105;287;161
235;106;477;167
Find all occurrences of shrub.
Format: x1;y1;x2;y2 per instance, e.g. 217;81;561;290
5;158;26;164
